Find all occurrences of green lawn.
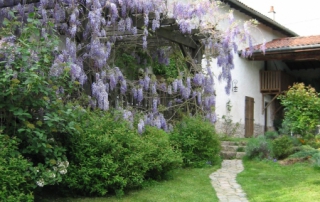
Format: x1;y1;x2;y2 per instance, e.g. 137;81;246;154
237;159;320;202
38;166;219;202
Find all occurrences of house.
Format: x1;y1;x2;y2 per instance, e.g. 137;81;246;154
210;0;299;137
1;0;308;137
248;35;320;132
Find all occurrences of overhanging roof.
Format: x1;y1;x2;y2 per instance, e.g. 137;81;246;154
246;35;320;70
222;0;298;37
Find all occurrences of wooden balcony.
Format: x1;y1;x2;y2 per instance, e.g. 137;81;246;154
260;71;294;94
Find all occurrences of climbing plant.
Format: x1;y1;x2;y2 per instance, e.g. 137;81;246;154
0;0;263;132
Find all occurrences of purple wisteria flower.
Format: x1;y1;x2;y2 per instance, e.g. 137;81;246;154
137;88;143;103
144;74;150;90
181;86;191;99
120;79;127;94
197;92;202;105
193;73;204;86
167;85;172;95
132;88;138;100
123;110;133;123
138;119;145;134
109;73;117;90
153;97;158;113
151;82;157;94
172;79;178;93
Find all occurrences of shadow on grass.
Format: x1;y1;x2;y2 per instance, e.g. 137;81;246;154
36;166;221;202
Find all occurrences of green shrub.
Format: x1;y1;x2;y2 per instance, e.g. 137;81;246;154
0;14;74;188
312;152;320;168
265;131;279;140
0;134;34;202
170;116;221;168
272;135;294;159
142;126;183;180
60;110;182;197
245;136;273;160
305;136;320;149
278;83;320;138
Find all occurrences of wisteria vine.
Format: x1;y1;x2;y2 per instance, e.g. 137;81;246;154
0;0;261;133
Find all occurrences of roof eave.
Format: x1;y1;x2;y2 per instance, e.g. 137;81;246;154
222;0;298;37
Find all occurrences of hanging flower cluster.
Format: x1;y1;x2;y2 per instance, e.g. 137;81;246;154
0;0;258;133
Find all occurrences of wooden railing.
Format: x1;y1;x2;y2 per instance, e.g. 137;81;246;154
260;71;294;94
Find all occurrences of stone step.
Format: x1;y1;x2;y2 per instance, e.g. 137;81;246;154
220;151;246;159
221;151;237;159
221;141;237;146
221;145;239;152
221;145;246;152
236;152;246;159
221;141;247;147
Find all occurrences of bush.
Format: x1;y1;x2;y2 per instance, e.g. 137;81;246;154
245;136;273;159
142;127;183;180
289;145;319;159
272;135;294;159
265;131;279;140
278;83;320;138
0;14;74;188
305;135;320;149
0;134;34;202
312;152;320;168
59;110;182;197
170;116;221;168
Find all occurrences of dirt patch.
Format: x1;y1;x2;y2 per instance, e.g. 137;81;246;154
278;157;311;165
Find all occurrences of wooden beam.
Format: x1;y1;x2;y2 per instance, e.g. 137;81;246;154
250;49;320;61
262;93;281;114
155;28;198;49
273;105;283;116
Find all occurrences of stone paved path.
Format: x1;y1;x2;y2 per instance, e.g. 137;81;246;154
209;160;249;202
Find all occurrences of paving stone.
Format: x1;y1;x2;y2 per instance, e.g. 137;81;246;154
209;160;249;202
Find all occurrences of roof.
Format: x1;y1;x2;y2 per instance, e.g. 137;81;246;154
256;35;320;50
222;0;298;37
247;35;320;70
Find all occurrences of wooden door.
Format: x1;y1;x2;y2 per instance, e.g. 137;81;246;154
245;96;254;137
264;102;268;132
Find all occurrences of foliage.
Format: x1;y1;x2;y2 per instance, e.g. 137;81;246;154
264;131;279;140
170;116;221;167
279;83;320;138
311;152;320;168
272;135;294;160
289;145;319;159
245;136;273;159
305;134;320;149
114;46;183;80
0;14;79;188
0;133;34;202
59;110;182;197
220;100;240;137
39;166;220;202
142;126;183;180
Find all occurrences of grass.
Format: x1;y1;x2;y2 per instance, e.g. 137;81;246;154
237;158;320;202
37;166;220;202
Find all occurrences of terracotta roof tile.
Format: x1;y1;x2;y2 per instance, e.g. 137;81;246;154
254;35;320;50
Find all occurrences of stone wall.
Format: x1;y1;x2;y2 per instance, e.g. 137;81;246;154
215;120;275;138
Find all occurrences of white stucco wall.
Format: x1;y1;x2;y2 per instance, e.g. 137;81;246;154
207;4;290;137
166;0;293;136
